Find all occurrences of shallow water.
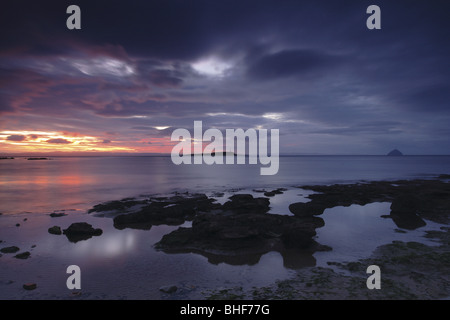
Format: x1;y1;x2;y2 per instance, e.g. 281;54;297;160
1;186;447;299
1;156;449;299
1;155;450;215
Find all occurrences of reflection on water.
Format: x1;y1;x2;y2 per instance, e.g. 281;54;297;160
313;202;445;269
2;155;450;215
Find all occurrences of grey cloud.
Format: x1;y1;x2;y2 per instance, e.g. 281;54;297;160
6;135;26;141
46;138;71;144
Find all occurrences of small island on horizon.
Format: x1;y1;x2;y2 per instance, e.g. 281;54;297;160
387;149;404;156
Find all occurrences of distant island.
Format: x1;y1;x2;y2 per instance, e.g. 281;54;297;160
0;156;14;160
190;152;238;156
387;149;403;156
27;157;50;160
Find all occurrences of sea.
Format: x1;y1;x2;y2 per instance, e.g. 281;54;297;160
0;155;449;299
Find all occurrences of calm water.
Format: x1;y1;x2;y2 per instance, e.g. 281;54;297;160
1;155;449;215
0;156;449;299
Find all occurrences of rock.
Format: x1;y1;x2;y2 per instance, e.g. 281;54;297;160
14;252;31;259
289;202;326;217
50;212;67;217
15;223;20;227
113;194;217;230
1;246;20;254
159;285;177;294
264;191;276;197
390;195;420;215
88;199;147;213
389;195;426;230
222;194;270;214
23;218;27;221
156;210;325;267
23;283;37;290
63;222;103;243
48;226;62;235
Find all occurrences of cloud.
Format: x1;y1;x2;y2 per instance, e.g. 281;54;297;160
246;49;345;81
102;139;111;144
46;138;72;144
6;135;26;141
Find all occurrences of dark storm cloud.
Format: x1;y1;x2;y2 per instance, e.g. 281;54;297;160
246;49;345;80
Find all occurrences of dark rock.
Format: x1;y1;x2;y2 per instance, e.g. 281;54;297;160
156;210;325;267
438;174;450;179
50;212;67;217
15;223;20;227
1;246;20;254
298;178;450;225
391;214;426;230
23;283;37;290
63;222;103;242
113;194;217;230
159;285;177;293
253;189;266;193
14;251;30;259
23;218;27;221
264;191;276;197
88;199;147;213
389;195;426;230
289;202;327;217
390;195;420;215
222;194;270;214
48;226;62;235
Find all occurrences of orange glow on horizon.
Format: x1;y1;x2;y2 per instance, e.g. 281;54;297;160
0;130;175;154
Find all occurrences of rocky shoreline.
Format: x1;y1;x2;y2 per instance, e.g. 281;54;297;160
1;175;449;299
87;175;450;299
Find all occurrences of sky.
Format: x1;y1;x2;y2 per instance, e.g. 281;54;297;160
1;0;449;155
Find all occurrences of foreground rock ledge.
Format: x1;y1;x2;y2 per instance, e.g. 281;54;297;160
154;194;329;268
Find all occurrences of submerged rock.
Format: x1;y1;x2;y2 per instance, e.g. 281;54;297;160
88;199;148;213
23;283;37;290
50;212;67;217
14;251;31;259
63;222;103;243
159;285;178;294
0;246;20;254
48;226;62;235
